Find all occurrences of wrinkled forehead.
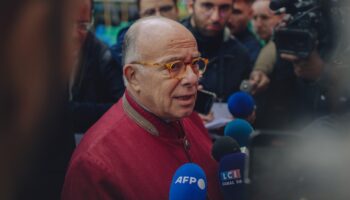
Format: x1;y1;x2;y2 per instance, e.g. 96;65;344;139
137;21;198;60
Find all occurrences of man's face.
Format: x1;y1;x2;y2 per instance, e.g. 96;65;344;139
252;0;281;41
190;0;233;37
227;1;252;35
139;0;178;20
73;0;92;53
134;26;200;120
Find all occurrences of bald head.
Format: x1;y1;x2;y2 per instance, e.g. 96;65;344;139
123;16;196;65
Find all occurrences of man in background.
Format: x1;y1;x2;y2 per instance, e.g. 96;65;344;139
248;0;284;95
70;0;125;133
183;0;251;101
227;0;261;63
182;0;251;124
251;0;282;42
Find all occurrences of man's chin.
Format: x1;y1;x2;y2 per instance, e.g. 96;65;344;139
200;28;222;37
173;109;194;120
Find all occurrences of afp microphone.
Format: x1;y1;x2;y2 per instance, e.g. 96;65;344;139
169;163;207;200
212;137;247;200
224;119;254;148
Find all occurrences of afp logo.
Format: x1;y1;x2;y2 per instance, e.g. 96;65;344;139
174;176;206;190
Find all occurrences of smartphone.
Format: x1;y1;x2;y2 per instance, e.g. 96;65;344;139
194;89;216;115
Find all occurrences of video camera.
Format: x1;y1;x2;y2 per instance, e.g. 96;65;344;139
271;0;343;58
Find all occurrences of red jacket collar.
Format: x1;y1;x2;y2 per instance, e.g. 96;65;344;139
123;90;185;139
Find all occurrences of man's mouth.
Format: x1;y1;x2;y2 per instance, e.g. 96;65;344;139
207;24;222;31
175;95;194;100
174;94;196;105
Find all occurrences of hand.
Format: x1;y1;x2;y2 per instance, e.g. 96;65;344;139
249;70;270;94
198;112;214;124
197;84;203;90
280;50;325;81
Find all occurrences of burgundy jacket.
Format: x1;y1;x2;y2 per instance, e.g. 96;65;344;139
62;91;224;200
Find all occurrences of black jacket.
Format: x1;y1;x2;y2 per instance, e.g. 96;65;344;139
182;17;252;101
70;32;125;133
235;28;262;64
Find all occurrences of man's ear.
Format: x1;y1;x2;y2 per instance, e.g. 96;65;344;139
124;64;141;92
187;0;194;15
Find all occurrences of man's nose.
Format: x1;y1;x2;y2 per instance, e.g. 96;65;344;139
210;7;220;22
181;65;199;86
254;17;263;28
253;18;261;30
155;10;162;17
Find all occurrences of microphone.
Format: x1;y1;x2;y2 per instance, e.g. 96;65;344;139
169;163;207;200
212;137;247;200
227;92;255;119
224;119;254;147
212;136;241;162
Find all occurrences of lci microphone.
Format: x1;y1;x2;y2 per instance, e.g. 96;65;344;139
169;163;207;200
212;137;247;200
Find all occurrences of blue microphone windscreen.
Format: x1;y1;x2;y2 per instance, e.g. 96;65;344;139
219;153;246;200
227;92;255;118
169;163;207;200
224;119;253;147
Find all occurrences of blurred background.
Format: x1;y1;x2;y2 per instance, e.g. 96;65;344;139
92;0;189;46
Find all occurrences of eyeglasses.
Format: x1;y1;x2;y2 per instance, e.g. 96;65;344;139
199;2;232;18
141;5;175;17
132;57;209;79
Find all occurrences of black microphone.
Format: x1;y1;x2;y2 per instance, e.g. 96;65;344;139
212;137;247;200
212;136;241;162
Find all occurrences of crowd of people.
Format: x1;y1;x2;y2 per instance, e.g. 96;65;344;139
1;0;350;199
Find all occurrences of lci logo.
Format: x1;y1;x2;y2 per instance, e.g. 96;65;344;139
220;169;243;186
174;176;206;190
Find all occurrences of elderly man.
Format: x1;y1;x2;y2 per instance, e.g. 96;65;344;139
62;17;223;200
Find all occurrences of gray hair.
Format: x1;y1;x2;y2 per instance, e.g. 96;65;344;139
122;23;141;66
122;21;142;85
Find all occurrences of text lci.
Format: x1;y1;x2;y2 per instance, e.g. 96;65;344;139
220;169;243;186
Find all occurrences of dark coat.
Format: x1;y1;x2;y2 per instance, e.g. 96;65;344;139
70;31;125;133
235;28;262;64
182;17;252;101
